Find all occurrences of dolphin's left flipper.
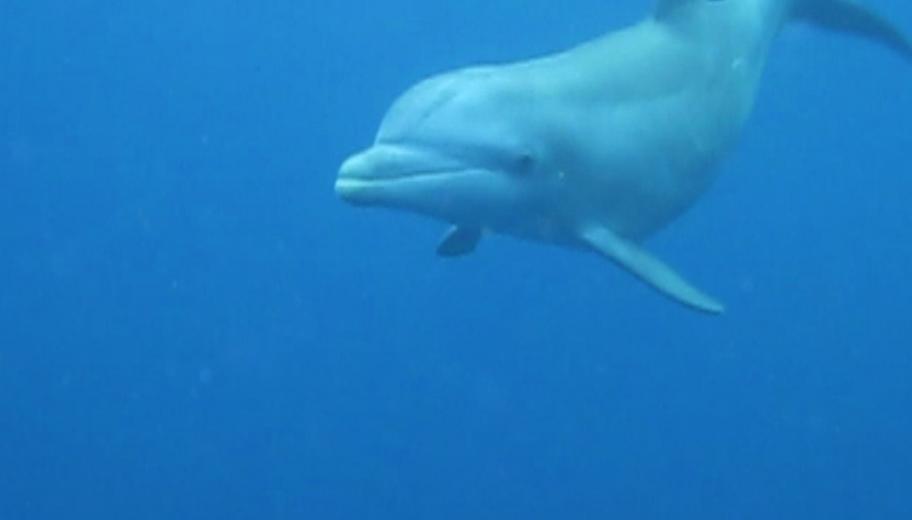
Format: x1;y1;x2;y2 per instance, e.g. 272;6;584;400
580;226;725;314
794;0;912;60
437;226;482;257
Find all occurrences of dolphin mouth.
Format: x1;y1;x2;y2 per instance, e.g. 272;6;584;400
335;145;475;203
338;167;457;183
334;168;474;204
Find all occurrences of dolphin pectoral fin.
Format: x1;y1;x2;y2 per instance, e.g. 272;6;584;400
580;226;725;315
437;226;482;257
794;0;912;60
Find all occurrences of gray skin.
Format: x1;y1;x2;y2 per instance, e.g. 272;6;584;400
336;0;910;314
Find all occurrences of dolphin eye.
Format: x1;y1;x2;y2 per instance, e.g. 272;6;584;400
513;152;536;174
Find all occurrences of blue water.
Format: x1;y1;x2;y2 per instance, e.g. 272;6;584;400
2;1;911;518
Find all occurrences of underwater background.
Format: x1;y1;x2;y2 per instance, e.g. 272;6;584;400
2;0;911;518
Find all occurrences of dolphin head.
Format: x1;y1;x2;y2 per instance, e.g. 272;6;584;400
336;68;563;231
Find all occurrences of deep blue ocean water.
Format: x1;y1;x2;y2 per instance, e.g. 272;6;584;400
2;1;911;518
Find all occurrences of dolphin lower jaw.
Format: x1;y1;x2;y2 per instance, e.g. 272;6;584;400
334;168;492;213
336;145;503;211
334;174;439;205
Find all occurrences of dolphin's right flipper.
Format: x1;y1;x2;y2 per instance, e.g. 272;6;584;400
794;0;912;60
437;226;482;257
580;226;724;314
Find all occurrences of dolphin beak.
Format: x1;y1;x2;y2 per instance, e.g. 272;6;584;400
337;150;368;181
335;145;461;204
335;150;374;203
335;144;492;214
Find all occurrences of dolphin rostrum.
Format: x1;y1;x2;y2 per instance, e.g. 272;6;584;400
336;0;910;314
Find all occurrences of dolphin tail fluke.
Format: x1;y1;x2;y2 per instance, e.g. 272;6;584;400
793;0;912;61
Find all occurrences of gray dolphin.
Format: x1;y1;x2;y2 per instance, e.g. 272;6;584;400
336;0;910;314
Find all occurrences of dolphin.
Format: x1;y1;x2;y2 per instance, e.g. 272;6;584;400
335;0;910;314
